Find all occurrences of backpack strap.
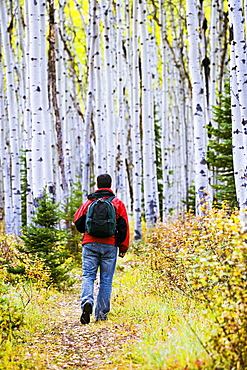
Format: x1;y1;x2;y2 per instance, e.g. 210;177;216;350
107;195;115;202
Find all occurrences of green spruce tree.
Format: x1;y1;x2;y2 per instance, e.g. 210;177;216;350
62;180;84;262
207;81;238;209
20;190;74;289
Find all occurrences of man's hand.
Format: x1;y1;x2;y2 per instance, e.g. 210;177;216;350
118;251;126;258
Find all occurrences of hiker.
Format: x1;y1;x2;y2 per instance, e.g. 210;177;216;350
74;174;130;324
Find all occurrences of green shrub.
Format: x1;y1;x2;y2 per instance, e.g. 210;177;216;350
0;268;24;343
0;234;51;345
61;181;84;263
20;191;74;289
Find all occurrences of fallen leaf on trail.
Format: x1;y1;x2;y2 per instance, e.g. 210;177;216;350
23;280;140;369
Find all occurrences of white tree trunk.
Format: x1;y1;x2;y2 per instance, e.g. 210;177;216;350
94;34;106;175
186;0;211;215
0;1;22;234
82;0;97;195
0;34;12;233
40;1;54;195
28;0;45;204
131;0;142;239
229;1;247;227
116;0;128;205
160;0;170;218
228;0;247;152
100;0;116;182
139;0;158;227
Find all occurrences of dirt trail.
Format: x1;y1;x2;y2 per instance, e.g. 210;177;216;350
26;275;140;369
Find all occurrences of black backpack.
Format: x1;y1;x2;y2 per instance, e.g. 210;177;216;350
85;196;116;238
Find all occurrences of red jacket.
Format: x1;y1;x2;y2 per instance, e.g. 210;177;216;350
73;188;130;253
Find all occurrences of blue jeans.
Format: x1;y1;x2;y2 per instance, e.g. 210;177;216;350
81;243;117;321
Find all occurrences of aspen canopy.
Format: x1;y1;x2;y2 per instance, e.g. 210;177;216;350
1;0;247;237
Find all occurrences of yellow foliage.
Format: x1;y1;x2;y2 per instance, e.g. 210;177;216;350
145;209;247;369
0;235;50;286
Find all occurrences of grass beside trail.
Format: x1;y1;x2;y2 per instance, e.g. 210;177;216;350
0;254;213;369
109;255;213;369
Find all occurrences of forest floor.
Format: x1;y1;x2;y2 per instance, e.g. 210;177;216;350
6;254;210;370
21;261;142;370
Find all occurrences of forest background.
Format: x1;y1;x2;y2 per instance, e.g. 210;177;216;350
1;0;247;237
1;0;247;369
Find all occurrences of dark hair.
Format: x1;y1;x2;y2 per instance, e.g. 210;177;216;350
97;174;112;188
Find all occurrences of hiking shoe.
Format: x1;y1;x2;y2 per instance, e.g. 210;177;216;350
80;302;92;325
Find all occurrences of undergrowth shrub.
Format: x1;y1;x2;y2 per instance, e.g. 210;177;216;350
0;235;50;345
61;180;84;263
20;191;74;289
146;209;247;369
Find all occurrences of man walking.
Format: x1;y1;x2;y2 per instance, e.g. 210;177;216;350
74;174;129;324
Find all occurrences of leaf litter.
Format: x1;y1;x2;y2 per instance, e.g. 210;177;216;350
23;274;141;369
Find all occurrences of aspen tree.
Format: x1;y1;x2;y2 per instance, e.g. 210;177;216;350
58;26;72;197
208;0;218;196
94;34;106;175
82;0;97;195
100;0;116;181
40;0;54;194
27;0;45;204
48;0;68;200
0;1;22;234
160;0;170;218
228;1;247;225
116;0;128;204
139;0;158;227
228;0;247;152
245;0;247;40
186;0;211;215
131;0;142;239
0;32;12;234
210;0;218;117
23;0;33;224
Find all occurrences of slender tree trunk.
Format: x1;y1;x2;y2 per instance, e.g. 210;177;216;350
100;0;116;181
94;34;105;175
186;0;211;215
116;0;128;204
160;0;170;218
228;0;247;150
229;1;247;228
82;0;97;195
139;0;158;227
48;0;68;200
40;0;54;195
28;0;45;205
131;0;142;239
0;0;22;234
0;32;12;233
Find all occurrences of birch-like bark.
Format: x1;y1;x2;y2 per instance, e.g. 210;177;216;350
228;0;247;152
0;30;12;233
27;0;45;205
48;0;68;199
100;0;116;181
160;0;170;218
131;0;142;239
57;0;73;197
23;0;33;224
0;1;22;234
40;0;54;195
186;0;211;215
228;2;247;226
94;34;105;174
116;0;127;204
210;0;218;119
82;0;97;195
139;0;158;227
